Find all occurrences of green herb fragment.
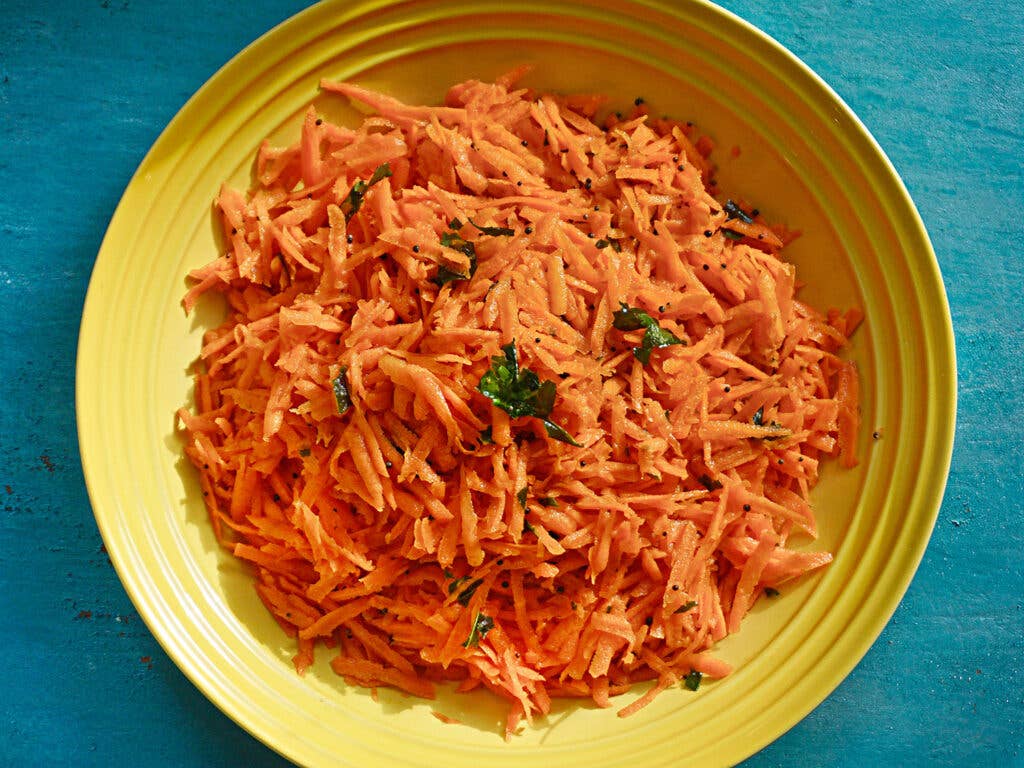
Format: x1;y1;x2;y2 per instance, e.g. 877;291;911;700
298;447;311;457
697;473;722;492
683;670;703;691
432;230;478;286
476;343;579;445
441;230;476;258
462;612;495;648
722;229;744;241
542;419;582;446
724;199;755;224
432;265;468;286
534;380;557;418
456;577;485;606
522;519;535;535
752;406;765;427
276;252;291;282
333;367;351;415
447;575;471;595
478;426;493;444
612;303;683;364
443;568;455;579
674;600;699;614
516;487;529;510
469;218;515;237
341;163;392;222
609;239;622;253
595;239;609;249
449;217;464;230
539;497;559;508
764;587;780;598
478;344;541;418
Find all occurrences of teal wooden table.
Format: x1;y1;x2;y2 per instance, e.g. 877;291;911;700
2;1;1021;765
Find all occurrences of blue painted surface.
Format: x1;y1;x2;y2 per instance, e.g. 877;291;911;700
1;1;1020;765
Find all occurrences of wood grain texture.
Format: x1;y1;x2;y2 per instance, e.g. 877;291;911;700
1;0;1020;765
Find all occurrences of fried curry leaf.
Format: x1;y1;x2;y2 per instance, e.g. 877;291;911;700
724;199;755;224
469;218;515;237
683;670;703;691
612;303;683;364
541;419;582;447
332;367;351;415
462;612;495;648
447;575;471;595
476;343;579;445
455;577;485;606
477;344;539;418
432;228;479;286
341;163;392;222
697;473;722;492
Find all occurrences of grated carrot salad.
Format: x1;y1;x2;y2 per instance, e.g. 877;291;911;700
178;70;861;737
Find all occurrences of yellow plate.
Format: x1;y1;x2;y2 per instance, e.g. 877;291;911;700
77;1;956;765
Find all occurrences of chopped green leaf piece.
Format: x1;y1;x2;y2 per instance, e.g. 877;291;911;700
477;344;537;418
683;670;703;691
612;303;683;364
674;600;699;614
298;447;311;457
595;239;609;249
478;426;493;444
752;406;765;427
608;239;622;253
469;218;515;237
697;473;722;492
367;164;392;186
722;229;744;241
433;230;478;286
763;420;785;441
333;367;351;415
724;199;755;224
516;487;528;510
534;380;557;418
522;519;535;535
476;343;579;446
433;264;472;287
539;497;559;508
440;230;476;258
462;612;495;648
456;577;484;606
447;575;471;595
449;217;464;230
341;163;392;222
542;419;582;446
610;305;650;332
